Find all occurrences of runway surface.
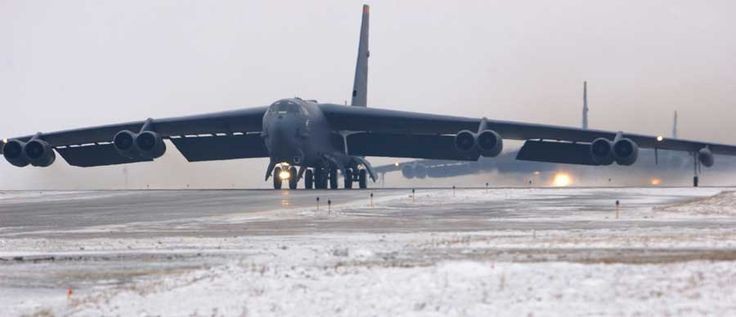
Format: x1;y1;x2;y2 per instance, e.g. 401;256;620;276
1;187;736;316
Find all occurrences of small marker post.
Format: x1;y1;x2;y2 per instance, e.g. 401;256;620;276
412;189;415;203
485;182;489;193
615;200;620;219
67;288;73;299
316;197;320;211
328;199;332;213
370;192;374;207
452;185;456;197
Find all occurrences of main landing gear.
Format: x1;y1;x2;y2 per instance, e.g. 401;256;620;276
272;165;368;190
343;168;368;189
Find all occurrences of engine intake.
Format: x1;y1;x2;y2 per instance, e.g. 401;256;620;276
414;164;428;179
401;164;415;179
113;130;166;160
113;130;139;158
25;139;56;167
476;130;503;157
612;138;639;166
3;140;30;167
698;148;714;167
590;138;614;165
135;131;166;159
454;130;476;153
454;129;503;157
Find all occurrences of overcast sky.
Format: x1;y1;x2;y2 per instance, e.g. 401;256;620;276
1;0;735;189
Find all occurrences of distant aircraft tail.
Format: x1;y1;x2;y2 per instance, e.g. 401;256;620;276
582;81;589;129
672;111;678;139
350;4;370;107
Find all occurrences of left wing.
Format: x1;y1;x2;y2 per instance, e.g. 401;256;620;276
320;104;736;162
2;107;268;167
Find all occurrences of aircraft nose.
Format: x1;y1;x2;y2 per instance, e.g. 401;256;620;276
268;116;303;163
270;117;296;141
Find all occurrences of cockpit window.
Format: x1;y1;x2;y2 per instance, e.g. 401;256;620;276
270;101;304;114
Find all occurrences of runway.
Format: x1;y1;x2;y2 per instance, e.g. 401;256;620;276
2;187;736;316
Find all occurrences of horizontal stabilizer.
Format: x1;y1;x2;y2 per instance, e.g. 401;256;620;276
170;134;267;162
56;144;150;167
516;140;598;166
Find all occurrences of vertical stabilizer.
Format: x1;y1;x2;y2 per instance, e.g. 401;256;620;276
672;111;678;139
582;81;589;129
350;4;370;107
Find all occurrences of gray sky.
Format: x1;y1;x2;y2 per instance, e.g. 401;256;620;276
2;0;735;189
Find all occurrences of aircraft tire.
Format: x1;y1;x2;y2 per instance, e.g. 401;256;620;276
305;169;314;189
273;166;282;190
329;168;338;189
317;168;327;189
359;169;367;189
289;166;298;189
344;169;353;189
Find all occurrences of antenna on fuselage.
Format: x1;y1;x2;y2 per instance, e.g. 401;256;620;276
350;4;370;107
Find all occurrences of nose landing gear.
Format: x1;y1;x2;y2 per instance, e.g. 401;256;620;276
273;166;283;189
272;165;299;189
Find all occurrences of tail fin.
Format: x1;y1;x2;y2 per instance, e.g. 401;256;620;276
672;111;678;139
582;81;589;129
350;4;370;107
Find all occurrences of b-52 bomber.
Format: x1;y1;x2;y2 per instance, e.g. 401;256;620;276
2;5;734;189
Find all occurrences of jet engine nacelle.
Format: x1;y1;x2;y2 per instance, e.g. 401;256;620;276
454;130;476;153
401;164;415;179
454;129;503;157
3;140;30;167
698;148;714;167
135;131;166;159
113;130;166;160
414;164;428;179
113;130;139;158
25;139;56;167
476;130;503;158
612;138;639;166
590;138;614;166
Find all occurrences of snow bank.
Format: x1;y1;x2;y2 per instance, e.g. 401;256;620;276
657;191;736;216
65;260;736;317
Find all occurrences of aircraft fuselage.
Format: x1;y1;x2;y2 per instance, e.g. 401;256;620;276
262;98;348;169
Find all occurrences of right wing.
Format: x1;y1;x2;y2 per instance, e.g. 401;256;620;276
321;104;736;162
2;107;269;167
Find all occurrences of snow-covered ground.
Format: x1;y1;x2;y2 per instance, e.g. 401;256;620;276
1;188;736;316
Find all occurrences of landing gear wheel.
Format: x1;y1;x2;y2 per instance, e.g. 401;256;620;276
305;169;314;189
316;168;327;189
344;169;353;189
289;166;298;189
359;169;368;189
329;168;338;189
273;166;282;190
